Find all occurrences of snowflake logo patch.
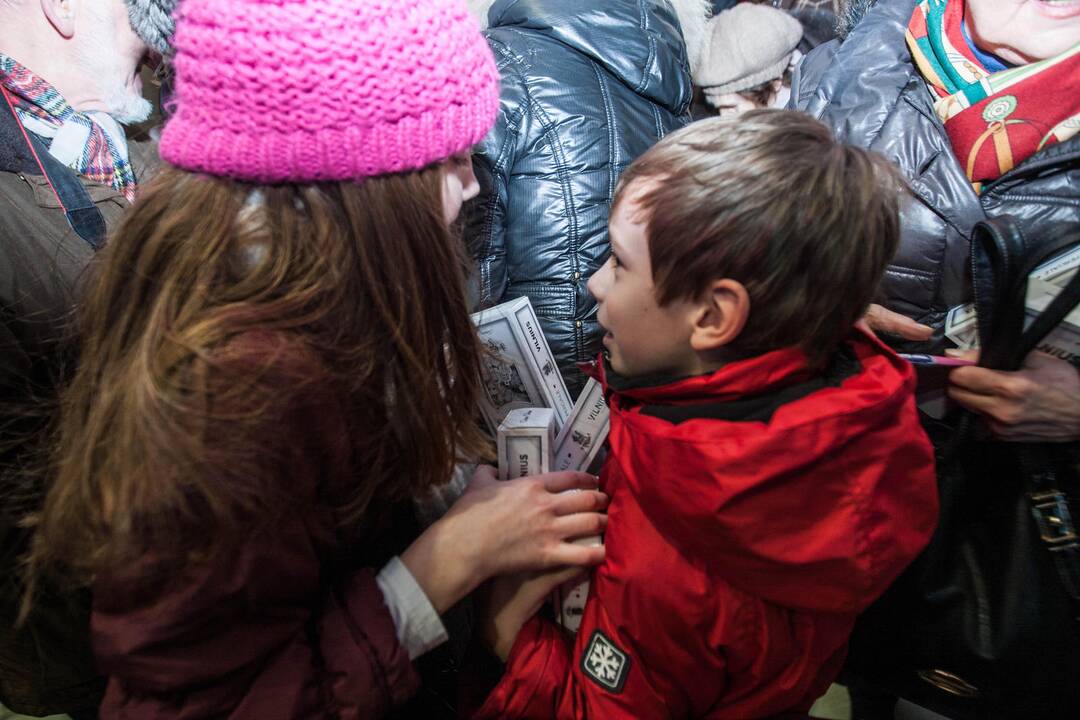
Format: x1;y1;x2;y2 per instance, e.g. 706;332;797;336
581;630;631;693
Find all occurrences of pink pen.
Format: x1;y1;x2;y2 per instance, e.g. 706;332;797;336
899;353;976;367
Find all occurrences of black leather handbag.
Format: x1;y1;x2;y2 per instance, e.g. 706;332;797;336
844;217;1080;719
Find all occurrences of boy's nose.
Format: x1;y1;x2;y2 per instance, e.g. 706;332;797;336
587;262;608;302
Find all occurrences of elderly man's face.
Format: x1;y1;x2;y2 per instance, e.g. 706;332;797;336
73;0;152;122
966;0;1080;64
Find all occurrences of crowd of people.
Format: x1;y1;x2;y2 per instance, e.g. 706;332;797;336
0;0;1076;719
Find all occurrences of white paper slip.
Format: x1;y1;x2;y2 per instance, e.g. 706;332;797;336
945;303;980;350
1025;277;1080;367
554;578;591;633
1032;245;1080;288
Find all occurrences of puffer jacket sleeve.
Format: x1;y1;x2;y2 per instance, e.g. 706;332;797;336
787;39;839;114
467;39;533;309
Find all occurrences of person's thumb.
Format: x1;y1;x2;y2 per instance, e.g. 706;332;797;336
470;464;498;488
945;348;979;361
865;304;933;341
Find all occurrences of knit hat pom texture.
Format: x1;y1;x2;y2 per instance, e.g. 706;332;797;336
161;0;499;182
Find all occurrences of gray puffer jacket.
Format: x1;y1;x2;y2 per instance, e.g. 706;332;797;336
792;0;1080;352
467;0;695;395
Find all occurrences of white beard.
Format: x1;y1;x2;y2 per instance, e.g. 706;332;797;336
73;3;152;125
103;81;152;125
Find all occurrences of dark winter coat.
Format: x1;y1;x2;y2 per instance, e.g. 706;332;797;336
89;334;423;719
474;331;938;719
791;0;1080;352
0;108;157;717
467;0;694;395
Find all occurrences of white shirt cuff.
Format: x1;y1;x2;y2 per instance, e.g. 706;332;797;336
375;556;448;660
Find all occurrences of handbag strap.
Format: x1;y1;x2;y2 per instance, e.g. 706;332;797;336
1020;263;1080;609
969;218;1080;613
1027;457;1080;612
973;218;1080;370
1019;266;1080;610
971;218;1026;361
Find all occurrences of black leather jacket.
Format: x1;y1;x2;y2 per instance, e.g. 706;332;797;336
792;0;1080;351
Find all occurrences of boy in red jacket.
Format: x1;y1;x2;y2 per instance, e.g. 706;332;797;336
474;110;939;719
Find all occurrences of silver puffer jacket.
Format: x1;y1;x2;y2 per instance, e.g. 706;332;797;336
466;0;697;396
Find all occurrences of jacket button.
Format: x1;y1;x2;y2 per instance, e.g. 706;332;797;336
576;321;583;328
573;271;581;280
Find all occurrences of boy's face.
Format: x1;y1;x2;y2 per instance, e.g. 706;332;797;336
587;185;700;379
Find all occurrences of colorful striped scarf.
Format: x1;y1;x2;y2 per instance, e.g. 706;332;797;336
0;54;137;201
906;0;1080;193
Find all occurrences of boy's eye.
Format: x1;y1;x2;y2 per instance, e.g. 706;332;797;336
609;253;620;269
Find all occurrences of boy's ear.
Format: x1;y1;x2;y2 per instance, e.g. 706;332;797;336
689;279;750;353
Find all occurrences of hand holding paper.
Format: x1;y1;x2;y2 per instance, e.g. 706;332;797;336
947;349;1080;442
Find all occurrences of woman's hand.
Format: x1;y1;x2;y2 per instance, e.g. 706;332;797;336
401;465;607;614
482;567;584;661
948;349;1080;442
446;465;608;577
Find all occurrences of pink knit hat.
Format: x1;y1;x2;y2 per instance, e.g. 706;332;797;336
161;0;499;182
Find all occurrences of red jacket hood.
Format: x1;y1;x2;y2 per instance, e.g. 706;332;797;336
591;330;938;614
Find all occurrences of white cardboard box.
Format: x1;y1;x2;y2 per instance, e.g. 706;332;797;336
550;379;610;633
553;378;609;473
497;407;556;481
472;297;574;433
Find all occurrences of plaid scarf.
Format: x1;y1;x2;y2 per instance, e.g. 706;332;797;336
0;54;137;201
906;0;1080;193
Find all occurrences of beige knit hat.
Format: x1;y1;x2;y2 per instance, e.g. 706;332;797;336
695;4;803;94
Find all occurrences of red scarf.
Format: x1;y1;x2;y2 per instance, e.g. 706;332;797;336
906;0;1080;192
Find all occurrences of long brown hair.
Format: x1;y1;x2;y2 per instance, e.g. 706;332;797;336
27;163;490;591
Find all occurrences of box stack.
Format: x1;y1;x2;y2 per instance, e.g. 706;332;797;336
550;379;610;633
475;298;610;633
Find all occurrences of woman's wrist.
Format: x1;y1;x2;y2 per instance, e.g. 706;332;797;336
485;605;525;662
400;514;485;615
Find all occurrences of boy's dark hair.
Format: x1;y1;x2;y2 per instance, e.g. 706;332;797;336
615;109;905;370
